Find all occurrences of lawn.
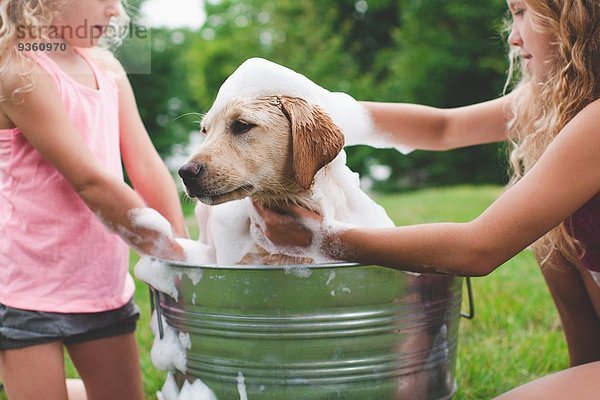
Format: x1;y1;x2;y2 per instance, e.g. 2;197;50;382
2;185;568;399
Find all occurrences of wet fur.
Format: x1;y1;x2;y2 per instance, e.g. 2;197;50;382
181;95;344;265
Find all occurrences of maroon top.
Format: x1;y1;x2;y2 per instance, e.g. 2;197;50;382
570;192;600;272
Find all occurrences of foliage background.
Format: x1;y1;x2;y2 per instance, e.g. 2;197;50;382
124;0;511;191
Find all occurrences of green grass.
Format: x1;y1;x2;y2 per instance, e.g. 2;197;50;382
1;185;567;399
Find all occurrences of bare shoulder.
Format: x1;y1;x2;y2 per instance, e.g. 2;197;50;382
0;56;57;123
0;56;38;101
561;98;600;147
577;97;600;123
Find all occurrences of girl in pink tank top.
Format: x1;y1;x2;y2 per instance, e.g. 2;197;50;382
0;1;188;399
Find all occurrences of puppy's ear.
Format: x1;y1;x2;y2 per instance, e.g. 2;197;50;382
279;96;345;190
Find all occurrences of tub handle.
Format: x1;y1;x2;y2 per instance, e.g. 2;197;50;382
460;277;475;319
149;286;165;339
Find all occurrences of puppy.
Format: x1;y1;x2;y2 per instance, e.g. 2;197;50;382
179;58;395;265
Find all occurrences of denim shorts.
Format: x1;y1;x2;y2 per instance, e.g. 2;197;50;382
0;298;140;350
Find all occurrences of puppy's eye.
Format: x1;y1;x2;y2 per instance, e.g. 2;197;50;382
201;126;207;134
230;120;256;135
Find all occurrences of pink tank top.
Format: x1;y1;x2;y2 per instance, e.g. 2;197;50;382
0;49;134;313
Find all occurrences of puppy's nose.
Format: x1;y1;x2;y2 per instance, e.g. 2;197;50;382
178;161;205;180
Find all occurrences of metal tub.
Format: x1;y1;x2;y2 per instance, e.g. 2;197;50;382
152;262;465;399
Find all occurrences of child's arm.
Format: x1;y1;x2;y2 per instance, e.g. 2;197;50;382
0;65;185;260
109;57;188;238
361;89;518;151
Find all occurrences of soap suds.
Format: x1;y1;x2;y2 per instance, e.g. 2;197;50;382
129;208;174;238
156;372;180;400
177;379;218;400
326;271;336;285
134;257;179;300
237;371;248;400
150;311;188;372
283;265;313;278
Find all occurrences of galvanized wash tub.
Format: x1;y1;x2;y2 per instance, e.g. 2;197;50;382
151;262;467;400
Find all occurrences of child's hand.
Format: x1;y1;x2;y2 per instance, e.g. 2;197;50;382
125;225;186;261
155;236;187;262
253;201;323;248
123;208;187;261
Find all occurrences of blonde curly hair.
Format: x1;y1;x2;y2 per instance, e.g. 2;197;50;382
0;0;130;103
506;0;600;265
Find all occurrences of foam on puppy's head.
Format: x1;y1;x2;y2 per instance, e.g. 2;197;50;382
205;58;413;155
206;58;327;119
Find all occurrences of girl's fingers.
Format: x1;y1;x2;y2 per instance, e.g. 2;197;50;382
255;201;321;219
251;200;317;247
253;201;295;219
282;203;317;218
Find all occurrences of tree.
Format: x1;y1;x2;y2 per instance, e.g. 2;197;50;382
126;29;198;156
353;0;510;190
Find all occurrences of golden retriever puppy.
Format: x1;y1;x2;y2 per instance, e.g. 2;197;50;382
179;58;395;265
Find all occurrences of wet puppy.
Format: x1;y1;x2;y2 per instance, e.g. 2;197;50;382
179;59;393;265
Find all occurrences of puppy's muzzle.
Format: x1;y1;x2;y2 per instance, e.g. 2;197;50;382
178;161;206;195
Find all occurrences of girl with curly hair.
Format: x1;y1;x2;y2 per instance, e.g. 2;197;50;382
255;0;600;397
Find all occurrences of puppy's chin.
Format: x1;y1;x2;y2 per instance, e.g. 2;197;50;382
195;184;255;205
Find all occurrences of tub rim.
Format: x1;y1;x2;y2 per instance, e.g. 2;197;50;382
152;257;365;271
